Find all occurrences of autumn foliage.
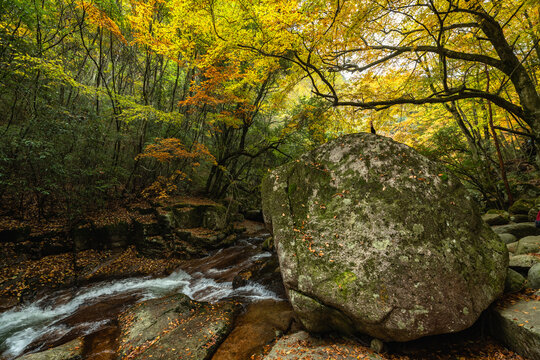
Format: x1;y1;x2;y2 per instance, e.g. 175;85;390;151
136;138;217;199
77;0;127;44
0;0;538;219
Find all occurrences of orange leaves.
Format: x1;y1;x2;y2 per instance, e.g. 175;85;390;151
178;60;258;130
136;138;216;199
77;1;127;44
137;138;216;165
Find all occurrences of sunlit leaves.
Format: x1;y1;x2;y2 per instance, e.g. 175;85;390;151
78;0;127;44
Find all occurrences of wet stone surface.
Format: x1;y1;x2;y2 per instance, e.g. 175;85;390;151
118;293;240;360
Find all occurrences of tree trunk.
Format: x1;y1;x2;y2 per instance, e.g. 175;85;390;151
473;4;540;166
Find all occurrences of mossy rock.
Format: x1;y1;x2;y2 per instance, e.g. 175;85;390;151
510;214;531;223
492;223;540;239
96;222;131;248
509;254;540;269
201;204;228;230
507;241;518;253
262;236;274;251
529;263;540;289
262;133;507;342
529;207;540;222
504;268;527;293
171;206;202;228
515;235;540;255
482;213;510;226
486;209;508;215
499;233;517;244
509;198;535;215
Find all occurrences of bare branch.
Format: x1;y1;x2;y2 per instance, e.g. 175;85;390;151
493;126;535;139
332;44;504;72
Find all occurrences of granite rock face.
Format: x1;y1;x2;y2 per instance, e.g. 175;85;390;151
262;133;507;342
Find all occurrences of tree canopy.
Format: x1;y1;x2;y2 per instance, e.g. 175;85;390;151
0;0;538;220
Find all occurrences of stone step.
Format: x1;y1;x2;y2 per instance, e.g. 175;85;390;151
489;291;540;360
492;223;540;239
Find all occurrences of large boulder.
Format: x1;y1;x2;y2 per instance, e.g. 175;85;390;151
261;133;507;342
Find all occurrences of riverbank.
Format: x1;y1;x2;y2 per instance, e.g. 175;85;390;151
0;194;268;311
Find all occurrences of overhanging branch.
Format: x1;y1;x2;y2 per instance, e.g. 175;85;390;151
318;90;526;120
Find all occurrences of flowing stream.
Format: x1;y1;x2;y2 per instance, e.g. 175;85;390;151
0;237;280;359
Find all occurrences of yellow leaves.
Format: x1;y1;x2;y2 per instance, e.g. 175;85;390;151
0;21;30;38
129;0;178;57
77;1;127;44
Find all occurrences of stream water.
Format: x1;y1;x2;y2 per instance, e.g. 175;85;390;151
0;237;280;359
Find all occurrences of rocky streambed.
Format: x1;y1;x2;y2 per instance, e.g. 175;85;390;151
0;234;287;360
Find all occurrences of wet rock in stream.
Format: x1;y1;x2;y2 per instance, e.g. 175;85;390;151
18;338;83;360
118;293;240;360
82;325;119;360
212;300;295;360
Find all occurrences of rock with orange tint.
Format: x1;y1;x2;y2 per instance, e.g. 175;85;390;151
212;300;294;360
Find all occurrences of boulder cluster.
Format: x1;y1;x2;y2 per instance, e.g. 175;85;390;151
484;209;540;360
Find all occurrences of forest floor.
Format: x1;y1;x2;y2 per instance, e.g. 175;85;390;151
0;195;221;236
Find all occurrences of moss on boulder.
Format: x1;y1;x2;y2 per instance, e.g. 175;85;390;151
261;133;507;342
482;212;510;226
508;198;535;215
